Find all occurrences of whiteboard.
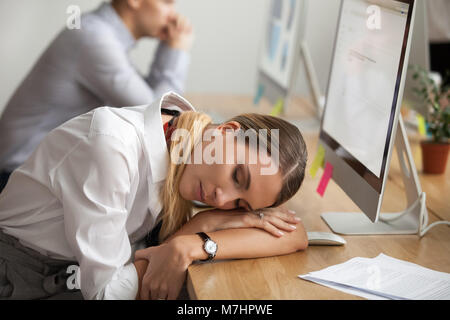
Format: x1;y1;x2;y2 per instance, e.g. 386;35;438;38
259;0;306;89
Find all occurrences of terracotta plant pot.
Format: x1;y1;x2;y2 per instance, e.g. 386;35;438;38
420;141;449;174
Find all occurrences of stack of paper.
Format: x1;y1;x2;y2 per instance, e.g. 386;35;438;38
298;254;450;300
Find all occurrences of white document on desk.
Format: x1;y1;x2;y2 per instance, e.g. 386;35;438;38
299;254;450;300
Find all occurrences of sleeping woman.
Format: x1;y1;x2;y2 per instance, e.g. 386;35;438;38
0;92;308;300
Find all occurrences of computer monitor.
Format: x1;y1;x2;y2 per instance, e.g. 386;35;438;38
301;0;429;121
318;0;429;235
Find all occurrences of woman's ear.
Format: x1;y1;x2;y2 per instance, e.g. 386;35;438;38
216;121;241;133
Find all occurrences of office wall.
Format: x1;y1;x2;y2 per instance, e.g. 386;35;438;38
0;0;340;115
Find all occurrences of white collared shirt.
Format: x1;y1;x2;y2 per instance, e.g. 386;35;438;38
0;92;195;300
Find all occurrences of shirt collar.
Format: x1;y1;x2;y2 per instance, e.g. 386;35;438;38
144;92;196;183
94;2;136;51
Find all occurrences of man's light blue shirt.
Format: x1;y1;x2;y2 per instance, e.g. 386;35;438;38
0;2;190;172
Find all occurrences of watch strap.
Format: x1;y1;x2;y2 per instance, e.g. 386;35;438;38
196;232;216;261
196;232;210;242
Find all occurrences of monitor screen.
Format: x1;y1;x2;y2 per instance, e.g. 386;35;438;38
321;0;411;188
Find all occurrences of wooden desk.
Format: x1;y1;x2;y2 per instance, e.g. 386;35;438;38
184;94;450;300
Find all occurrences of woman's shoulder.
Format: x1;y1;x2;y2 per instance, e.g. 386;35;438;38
44;106;145;159
88;106;145;142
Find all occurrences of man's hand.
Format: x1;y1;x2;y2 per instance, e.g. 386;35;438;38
159;13;194;51
134;237;193;300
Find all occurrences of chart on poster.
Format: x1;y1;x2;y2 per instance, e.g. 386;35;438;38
259;0;306;89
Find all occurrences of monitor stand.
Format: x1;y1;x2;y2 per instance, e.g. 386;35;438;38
321;115;429;236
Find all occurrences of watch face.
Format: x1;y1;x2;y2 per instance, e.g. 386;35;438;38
204;240;217;254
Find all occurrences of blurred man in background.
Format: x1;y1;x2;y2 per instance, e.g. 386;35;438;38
0;0;194;192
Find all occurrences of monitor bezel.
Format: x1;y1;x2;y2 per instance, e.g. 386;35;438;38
319;0;415;194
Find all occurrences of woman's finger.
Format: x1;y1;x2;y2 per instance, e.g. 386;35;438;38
262;208;301;225
152;283;168;300
150;282;160;300
255;216;285;237
167;289;177;300
264;214;298;232
167;283;182;300
134;248;149;260
280;211;302;225
140;277;151;300
258;214;296;234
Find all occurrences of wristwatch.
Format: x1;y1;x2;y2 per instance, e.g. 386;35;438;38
196;232;218;261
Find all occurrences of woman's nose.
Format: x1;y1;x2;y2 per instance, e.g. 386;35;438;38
213;187;236;209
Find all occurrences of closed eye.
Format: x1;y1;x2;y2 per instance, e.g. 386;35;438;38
232;165;253;211
233;166;242;209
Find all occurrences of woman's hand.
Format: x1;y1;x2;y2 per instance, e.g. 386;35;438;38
134;237;193;300
195;205;302;238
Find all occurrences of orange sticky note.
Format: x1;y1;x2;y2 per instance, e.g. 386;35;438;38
316;162;333;197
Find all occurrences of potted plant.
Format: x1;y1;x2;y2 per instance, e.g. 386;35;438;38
410;65;449;174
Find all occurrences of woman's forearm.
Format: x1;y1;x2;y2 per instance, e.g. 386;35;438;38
165;207;302;245
164;212;210;243
182;221;308;262
211;223;308;260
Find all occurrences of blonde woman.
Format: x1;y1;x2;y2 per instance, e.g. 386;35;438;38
0;92;308;300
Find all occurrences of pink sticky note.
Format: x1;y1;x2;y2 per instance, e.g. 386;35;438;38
316;162;333;197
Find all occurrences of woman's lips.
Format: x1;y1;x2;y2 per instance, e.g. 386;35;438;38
198;181;205;202
200;182;205;202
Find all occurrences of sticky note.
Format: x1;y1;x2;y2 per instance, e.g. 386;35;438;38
309;144;325;178
270;98;284;116
416;114;427;136
316;162;333;197
253;83;264;105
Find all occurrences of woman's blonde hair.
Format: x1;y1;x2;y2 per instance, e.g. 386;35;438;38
158;112;307;242
159;111;212;241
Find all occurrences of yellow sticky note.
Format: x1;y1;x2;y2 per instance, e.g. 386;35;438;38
309;144;325;178
416;114;427;136
270;98;284;116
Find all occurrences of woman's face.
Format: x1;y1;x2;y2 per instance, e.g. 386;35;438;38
178;122;283;211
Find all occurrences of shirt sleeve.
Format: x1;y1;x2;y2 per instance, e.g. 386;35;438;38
146;41;190;96
77;31;189;107
52;133;138;300
97;263;139;300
